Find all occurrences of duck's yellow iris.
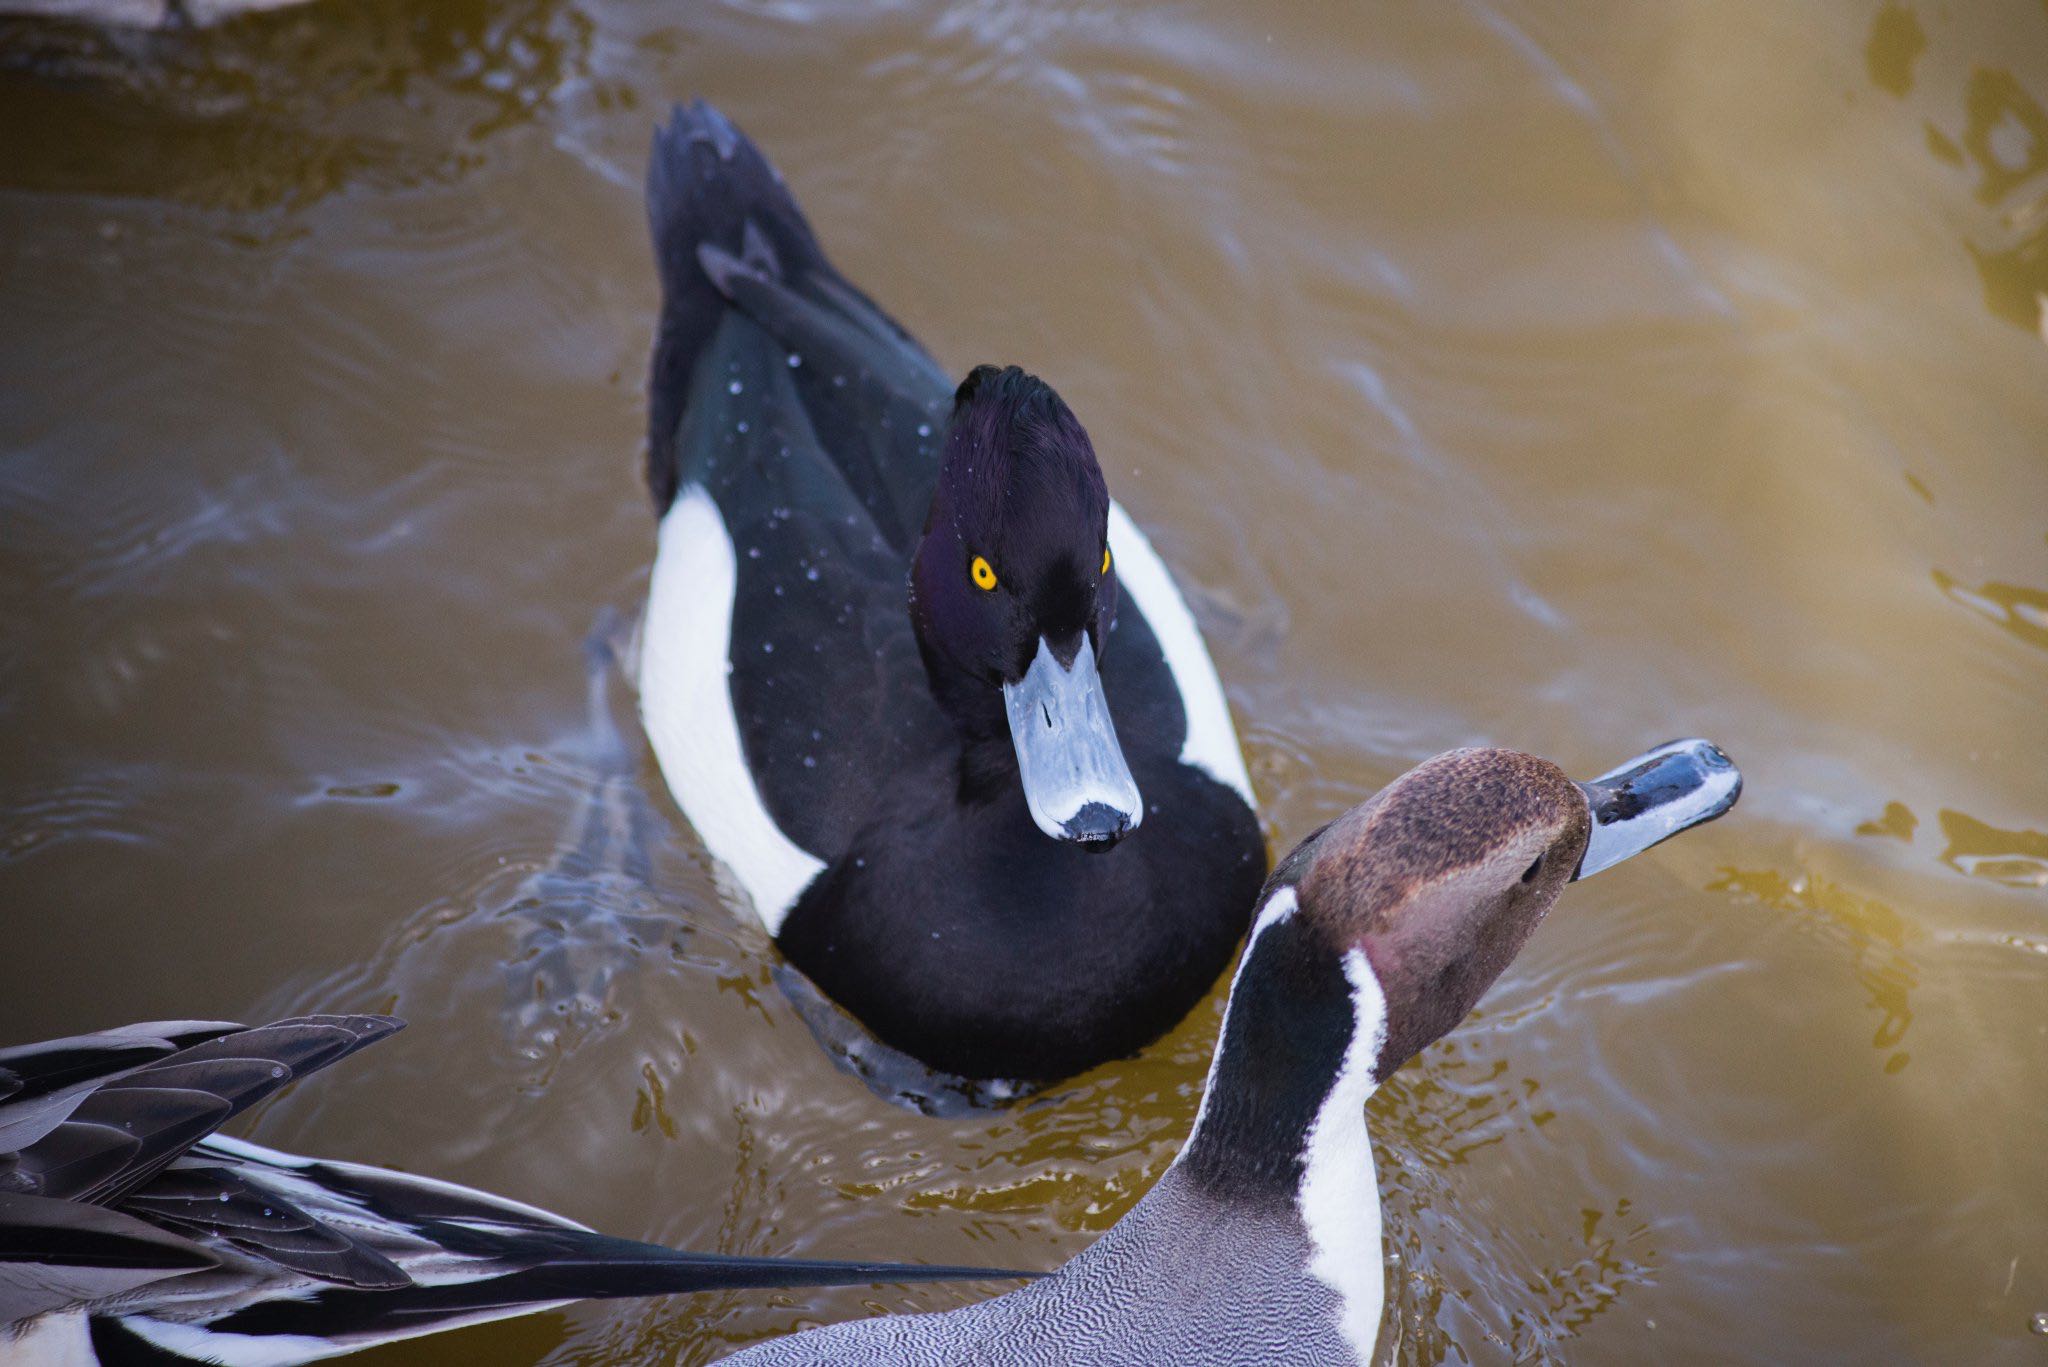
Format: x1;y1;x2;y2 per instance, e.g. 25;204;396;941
971;555;998;591
1102;546;1111;575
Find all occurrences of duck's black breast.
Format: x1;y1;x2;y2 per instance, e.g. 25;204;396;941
769;590;1266;1081
776;748;1265;1082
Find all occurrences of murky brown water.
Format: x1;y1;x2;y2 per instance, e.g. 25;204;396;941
4;1;2047;1361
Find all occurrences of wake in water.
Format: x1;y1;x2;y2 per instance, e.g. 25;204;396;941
504;607;1024;1115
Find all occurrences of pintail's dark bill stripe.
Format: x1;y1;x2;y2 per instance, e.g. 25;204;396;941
1575;739;1742;879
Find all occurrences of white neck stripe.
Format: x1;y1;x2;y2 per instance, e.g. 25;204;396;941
1173;885;1390;1362
1298;949;1388;1363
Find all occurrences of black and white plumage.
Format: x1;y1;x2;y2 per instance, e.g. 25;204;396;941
0;1015;1022;1365
720;741;1741;1365
637;101;1267;1083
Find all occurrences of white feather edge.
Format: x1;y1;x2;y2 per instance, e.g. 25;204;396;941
108;1134;592;1366
1175;886;1302;1152
114;1318;382;1367
1106;501;1256;804
1172;887;1390;1365
195;1135;592;1233
1298;949;1389;1363
637;487;1255;935
117;1303;585;1367
6;1313;95;1367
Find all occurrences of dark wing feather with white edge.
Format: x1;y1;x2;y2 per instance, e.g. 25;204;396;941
104;1135;1023;1364
1;1018;1028;1365
8;1016;399;1208
0;1022;241;1155
646;99;952;546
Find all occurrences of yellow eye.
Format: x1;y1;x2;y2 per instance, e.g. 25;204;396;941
1101;546;1111;575
971;555;998;591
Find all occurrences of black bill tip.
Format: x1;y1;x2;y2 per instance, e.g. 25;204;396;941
1062;801;1133;852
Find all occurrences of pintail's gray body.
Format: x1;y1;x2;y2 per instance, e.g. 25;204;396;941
725;1165;1354;1366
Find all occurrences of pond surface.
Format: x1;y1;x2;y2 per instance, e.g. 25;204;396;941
4;1;2047;1361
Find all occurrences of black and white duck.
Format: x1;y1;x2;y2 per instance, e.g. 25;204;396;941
636;101;1266;1083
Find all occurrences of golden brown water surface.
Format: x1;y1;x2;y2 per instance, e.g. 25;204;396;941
4;2;2047;1362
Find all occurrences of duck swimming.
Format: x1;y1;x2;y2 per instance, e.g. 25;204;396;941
0;1014;1019;1365
719;739;1742;1365
637;102;1266;1082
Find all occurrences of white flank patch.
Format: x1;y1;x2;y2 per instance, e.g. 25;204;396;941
8;1313;94;1367
1298;950;1390;1364
640;485;826;934
1107;501;1254;804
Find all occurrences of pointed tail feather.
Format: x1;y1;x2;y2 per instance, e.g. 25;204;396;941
2;1016;1033;1364
116;1229;1029;1364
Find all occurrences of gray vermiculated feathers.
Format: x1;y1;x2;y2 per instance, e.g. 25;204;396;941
719;1167;1360;1367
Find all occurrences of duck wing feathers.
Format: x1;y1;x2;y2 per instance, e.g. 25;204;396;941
8;1017;397;1212
1;1018;1025;1364
663;308;950;863
643;101;963;867
646;99;952;548
0;1021;242;1155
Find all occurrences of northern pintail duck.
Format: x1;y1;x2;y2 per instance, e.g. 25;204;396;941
719;739;1741;1364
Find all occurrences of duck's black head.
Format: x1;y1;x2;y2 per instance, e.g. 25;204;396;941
910;365;1138;849
1180;740;1741;1206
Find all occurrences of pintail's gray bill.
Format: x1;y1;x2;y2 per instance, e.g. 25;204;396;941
1574;738;1742;879
1001;634;1143;849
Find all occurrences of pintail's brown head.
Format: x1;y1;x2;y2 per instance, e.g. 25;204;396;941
1289;747;1592;1079
1181;740;1740;1205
